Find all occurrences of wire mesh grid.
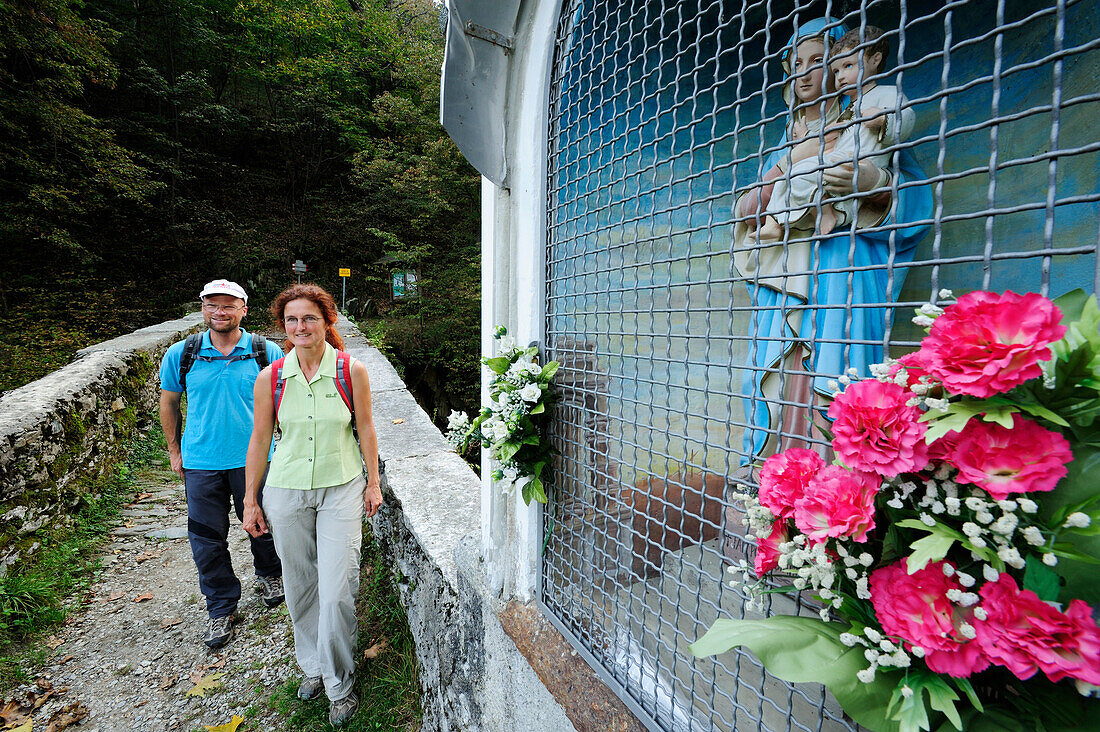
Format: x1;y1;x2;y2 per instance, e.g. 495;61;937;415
540;1;1099;730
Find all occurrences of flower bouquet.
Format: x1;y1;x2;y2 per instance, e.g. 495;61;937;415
692;290;1100;731
446;325;559;505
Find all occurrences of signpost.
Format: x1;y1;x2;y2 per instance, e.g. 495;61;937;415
292;259;308;283
338;268;350;312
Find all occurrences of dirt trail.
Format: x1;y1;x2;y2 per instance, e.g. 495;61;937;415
15;456;299;732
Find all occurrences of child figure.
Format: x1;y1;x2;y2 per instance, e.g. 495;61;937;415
754;27;915;241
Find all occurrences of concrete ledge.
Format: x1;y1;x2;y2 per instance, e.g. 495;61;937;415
334;316;575;732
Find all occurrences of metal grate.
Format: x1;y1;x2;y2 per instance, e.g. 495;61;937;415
541;1;1099;730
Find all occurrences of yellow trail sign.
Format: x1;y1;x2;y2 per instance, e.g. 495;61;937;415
338;268;351;277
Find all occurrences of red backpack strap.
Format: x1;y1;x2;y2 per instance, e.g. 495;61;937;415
270;356;287;425
334;351;354;417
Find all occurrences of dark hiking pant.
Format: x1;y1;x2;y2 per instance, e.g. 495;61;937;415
183;467;282;619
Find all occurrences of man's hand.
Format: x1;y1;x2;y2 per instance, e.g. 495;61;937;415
168;450;183;479
242;502;269;537
364;484;382;518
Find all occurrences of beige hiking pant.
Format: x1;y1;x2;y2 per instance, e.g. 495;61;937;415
263;474;365;700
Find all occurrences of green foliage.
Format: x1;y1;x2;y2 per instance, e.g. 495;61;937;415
0;0;480;421
267;526;421;730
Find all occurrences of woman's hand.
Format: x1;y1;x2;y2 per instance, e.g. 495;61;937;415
243;501;269;537
364;483;382;518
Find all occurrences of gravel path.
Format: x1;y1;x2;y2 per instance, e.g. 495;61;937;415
16;465;300;732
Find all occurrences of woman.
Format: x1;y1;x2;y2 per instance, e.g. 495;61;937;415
733;17;932;463
243;284;382;728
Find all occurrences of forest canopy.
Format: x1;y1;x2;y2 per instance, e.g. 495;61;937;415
0;0;480;416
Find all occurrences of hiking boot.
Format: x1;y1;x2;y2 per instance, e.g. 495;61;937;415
255;574;285;608
202;613;235;649
328;691;359;727
297;675;324;701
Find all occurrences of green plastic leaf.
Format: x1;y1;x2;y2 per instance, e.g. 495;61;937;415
906;533;956;574
1023;554;1063;601
529;402;546;415
484;356;510;374
541;361;560;380
896;520;1002;569
1041;444;1100;605
691;617;901;732
523;476;547;505
1013;401;1071;427
496;441;520;463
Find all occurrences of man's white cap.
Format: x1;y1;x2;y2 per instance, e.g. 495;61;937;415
199;279;248;303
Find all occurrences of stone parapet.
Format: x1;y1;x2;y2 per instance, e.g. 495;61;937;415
0;313;204;575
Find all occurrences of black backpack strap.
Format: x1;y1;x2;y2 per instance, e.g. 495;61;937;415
252;334;269;369
178;333;203;392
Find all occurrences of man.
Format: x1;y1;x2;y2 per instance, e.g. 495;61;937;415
159;279;286;649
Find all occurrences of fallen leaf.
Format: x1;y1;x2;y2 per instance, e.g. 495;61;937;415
124;521;134;528
132;592;154;603
362;638;389;659
391;418;405;424
45;702;89;732
58;655;74;665
106;591;125;602
130;492;154;504
9;720;31;732
135;551;158;563
185;672;225;698
134;700;148;707
159;617;183;629
0;698;31;727
204;715;245;732
46;636;64;649
158;675;177;692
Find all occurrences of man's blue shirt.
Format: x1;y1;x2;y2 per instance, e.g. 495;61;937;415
159;328;284;470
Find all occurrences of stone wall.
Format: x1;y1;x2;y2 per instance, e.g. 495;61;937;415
0;314;204;575
338;317;575;731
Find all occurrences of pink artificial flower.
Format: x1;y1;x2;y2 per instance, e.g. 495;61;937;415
946;413;1072;500
828;379;929;477
754;519;789;577
793;466;879;543
870;560;990;677
889;350;932;391
758;448;825;519
919;290;1065;398
975;573;1100;685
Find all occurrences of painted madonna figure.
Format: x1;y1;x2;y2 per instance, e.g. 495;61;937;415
733;18;932;464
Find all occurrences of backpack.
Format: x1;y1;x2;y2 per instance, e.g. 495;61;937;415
270;350;355;425
179;332;270;391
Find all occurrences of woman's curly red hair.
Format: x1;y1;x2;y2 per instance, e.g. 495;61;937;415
270;284;346;351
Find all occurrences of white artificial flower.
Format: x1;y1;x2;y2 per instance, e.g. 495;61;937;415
502;465;518;482
497;335;516;352
962;522;983;538
887;497;904;509
525;362;542;377
944;497;962;516
973;607;988;621
910;645;926;658
965;496;988;512
959;623;977;640
519;382;542;403
857;668;876;683
863;627;882;644
912;314;935;328
447;410;470;430
938;289;954;300
859;553;874;567
840;633;859;647
1021;526;1045;546
1017;498;1039;514
920;513;936;527
982;565;1000;582
976;510;995;525
919;303;944;317
901;685;914;699
1064;512;1092;529
1043;553;1059;567
959;592;979;607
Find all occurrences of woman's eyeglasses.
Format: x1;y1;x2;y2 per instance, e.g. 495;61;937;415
284;316;321;326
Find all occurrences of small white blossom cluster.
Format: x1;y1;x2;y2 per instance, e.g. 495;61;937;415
839;626;916;683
